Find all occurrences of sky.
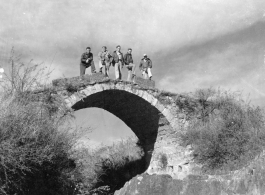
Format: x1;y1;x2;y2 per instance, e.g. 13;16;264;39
1;0;265;146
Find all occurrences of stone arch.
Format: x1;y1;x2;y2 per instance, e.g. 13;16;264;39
51;75;194;178
64;82;179;130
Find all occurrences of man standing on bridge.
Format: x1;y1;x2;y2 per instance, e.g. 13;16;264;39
98;46;112;78
124;48;136;82
139;54;152;80
80;47;96;76
112;45;124;80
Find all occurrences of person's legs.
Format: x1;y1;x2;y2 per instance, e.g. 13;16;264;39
127;70;132;81
105;62;110;78
99;61;103;73
131;63;136;76
118;61;122;80
142;68;148;79
100;64;106;75
80;64;86;76
90;60;96;73
131;63;136;82
126;65;132;81
126;63;136;81
115;62;120;79
147;68;152;79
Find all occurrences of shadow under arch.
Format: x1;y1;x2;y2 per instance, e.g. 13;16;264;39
71;89;170;170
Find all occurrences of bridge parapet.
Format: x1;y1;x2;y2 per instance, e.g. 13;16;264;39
52;73;155;89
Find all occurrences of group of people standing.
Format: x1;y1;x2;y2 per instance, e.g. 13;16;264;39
80;45;153;82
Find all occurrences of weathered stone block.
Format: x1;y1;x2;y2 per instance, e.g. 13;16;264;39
135;76;155;88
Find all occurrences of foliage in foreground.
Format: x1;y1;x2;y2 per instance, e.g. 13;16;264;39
0;49;79;195
0;92;144;195
73;137;145;195
181;89;265;173
0;49;147;195
0;93;80;195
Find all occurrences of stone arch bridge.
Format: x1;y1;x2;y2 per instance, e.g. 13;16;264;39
32;73;265;194
44;73;200;178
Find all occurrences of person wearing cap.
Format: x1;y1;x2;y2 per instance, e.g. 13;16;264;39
112;45;124;80
124;48;136;82
98;46;113;78
139;54;152;80
80;47;96;76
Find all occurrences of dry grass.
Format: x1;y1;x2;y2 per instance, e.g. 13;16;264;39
181;88;265;173
0;49;81;195
0;91;81;195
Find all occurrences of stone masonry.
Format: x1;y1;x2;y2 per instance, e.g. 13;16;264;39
115;150;265;195
32;73;265;194
46;73;201;179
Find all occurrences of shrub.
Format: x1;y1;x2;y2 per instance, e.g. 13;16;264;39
0;92;81;194
181;89;265;173
73;137;145;194
0;47;52;96
0;49;80;194
65;82;79;93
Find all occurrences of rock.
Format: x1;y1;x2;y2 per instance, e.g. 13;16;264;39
114;174;184;195
115;156;265;195
114;173;224;195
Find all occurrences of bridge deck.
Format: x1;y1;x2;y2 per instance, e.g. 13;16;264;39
52;73;155;89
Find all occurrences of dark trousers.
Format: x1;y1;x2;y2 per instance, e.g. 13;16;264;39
80;61;96;76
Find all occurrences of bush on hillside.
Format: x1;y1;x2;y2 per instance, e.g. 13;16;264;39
0;49;80;195
181;89;265;173
0;47;52;95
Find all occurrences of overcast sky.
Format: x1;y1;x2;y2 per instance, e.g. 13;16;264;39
1;0;265;146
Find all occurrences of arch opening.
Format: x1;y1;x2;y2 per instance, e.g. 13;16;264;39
72;89;174;192
73;108;136;148
73;108;147;193
72;90;168;168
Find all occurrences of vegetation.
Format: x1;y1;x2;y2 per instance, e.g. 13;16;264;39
3;48;265;194
0;49;147;195
0;96;78;195
0;49;79;195
181;88;265;173
73;137;145;195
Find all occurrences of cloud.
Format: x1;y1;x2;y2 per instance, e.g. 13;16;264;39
1;0;265;104
1;0;264;64
156;20;265;104
1;0;265;145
